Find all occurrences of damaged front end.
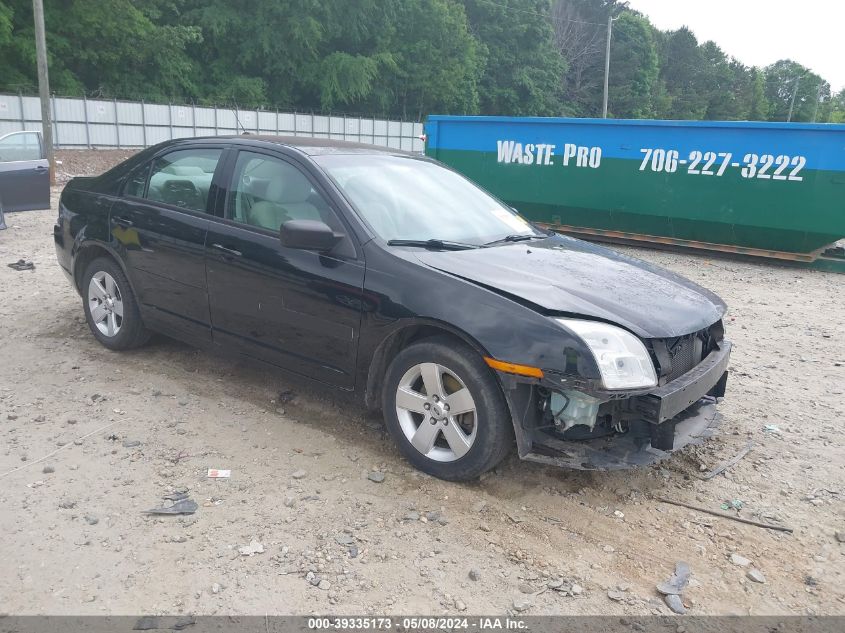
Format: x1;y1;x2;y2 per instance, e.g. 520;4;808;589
497;320;730;470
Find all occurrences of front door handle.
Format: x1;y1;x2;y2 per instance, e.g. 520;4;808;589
211;243;242;257
113;216;133;228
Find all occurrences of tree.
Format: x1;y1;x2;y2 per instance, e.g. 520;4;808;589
764;59;828;122
463;0;566;116
744;68;769;121
829;89;845;123
606;11;659;118
551;0;621;116
0;0;200;99
658;27;705;119
380;0;481;118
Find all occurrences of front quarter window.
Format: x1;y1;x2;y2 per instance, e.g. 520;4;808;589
124;163;151;198
314;154;540;245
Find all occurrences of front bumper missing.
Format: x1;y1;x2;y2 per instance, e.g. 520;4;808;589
500;340;731;470
523;397;721;470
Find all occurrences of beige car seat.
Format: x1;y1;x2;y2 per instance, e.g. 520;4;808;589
249;171;321;231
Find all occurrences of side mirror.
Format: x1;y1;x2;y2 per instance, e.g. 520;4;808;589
280;219;343;252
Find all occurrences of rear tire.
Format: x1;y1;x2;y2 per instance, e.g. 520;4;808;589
382;336;513;481
81;257;150;350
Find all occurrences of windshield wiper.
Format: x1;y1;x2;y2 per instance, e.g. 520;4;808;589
387;239;478;251
483;234;546;246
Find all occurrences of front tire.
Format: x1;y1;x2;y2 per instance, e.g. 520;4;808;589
81;257;149;350
382;336;513;481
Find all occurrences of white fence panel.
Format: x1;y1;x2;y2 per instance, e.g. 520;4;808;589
0;93;424;152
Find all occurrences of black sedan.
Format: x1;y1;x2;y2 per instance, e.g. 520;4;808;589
54;136;731;481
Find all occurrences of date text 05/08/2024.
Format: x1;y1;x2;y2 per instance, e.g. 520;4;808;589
307;617;528;630
495;139;807;182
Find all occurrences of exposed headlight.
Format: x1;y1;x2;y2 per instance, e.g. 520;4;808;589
556;318;657;390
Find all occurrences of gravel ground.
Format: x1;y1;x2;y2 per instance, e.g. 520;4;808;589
0;152;843;616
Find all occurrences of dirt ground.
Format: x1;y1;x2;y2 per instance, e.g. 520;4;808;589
0;151;843;616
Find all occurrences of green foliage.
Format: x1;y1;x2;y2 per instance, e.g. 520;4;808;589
830;89;845;124
764;59;829;122
0;0;839;122
606;12;658;118
464;0;565;116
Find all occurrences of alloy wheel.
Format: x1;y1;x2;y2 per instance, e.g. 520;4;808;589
88;271;124;337
395;362;478;462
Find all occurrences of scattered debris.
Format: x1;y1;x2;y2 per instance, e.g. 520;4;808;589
720;499;744;511
368;471;385;483
42;465;55;474
0;420;120;480
729;553;752;567
163;490;189;502
7;259;35;271
746;569;766;584
207;468;230;478
664;594;687;614
701;441;754;480
763;424;781;434
84;515;99;525
836;531;845;544
143;498;198;516
122;439;141;448
656;561;691;596
291;470;307;480
469;569;480;581
607;589;626;601
334;534;354;546
512;596;532;612
655;496;794;533
277;390;296;404
238;540;265;556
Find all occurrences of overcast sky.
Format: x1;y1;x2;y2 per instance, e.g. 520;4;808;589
626;0;844;90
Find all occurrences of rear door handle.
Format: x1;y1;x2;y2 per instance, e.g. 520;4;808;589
35;165;48;171
113;216;133;228
211;243;242;257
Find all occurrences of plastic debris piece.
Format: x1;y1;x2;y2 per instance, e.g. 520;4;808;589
656;561;691;596
665;593;687;614
7;259;35;271
143;498;198;515
238;540;264;556
207;469;231;478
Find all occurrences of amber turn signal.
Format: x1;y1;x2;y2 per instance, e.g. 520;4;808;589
484;357;544;379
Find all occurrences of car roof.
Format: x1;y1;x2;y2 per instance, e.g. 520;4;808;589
211;134;417;157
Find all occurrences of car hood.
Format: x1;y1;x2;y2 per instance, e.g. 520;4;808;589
413;235;726;339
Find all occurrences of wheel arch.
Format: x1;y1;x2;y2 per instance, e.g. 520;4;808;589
72;240;135;296
363;318;494;411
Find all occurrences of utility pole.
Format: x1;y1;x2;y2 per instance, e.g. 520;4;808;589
33;0;55;184
787;75;801;122
812;81;824;123
602;15;615;119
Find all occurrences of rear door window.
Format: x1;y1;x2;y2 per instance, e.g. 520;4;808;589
144;148;222;213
